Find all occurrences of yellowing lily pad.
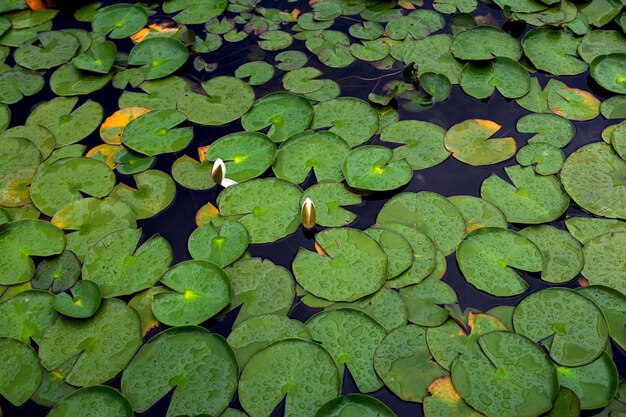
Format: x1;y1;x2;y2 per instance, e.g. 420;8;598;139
444;119;516;166
547;86;600;121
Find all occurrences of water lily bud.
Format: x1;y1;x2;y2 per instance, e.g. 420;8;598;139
301;197;316;230
211;158;225;185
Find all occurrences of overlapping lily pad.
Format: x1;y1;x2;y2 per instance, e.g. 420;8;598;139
444;119;516;166
343;145;412;191
47;386;134;417
0;337;42;406
379;120;449;170
122;109;192;156
311;97;379;147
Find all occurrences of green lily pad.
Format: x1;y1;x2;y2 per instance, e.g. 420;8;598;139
315;395;397;417
448;195;508;233
565;216;626;244
480;165;569;223
343;145;412;191
601;95;626;119
0;219;65;285
560;142;626;219
460;57;530;99
177;76;254;126
119;76;190;110
53;280;101;319
379;120;449;170
374;324;447;403
385;10;444;41
350;21;384;40
188;220;248;268
457;227;543;296
217;178;302;244
451;331;558;417
451;25;521;60
72;40;116;74
110;169;175;219
121;326;237;416
40;145;85;170
39;298;141;386
0;137;40;178
32;250;81;293
328;287;408;332
423;376;482;417
30;157;114;217
241;92;313;143
591;53;626;94
205;132;275;182
50;63;112;96
163;0;227;24
612;120;626;160
0;337;42;406
513;288;609;366
444;119;516;166
282;67;324;94
399;278;457;327
403;35;464;84
547;86;600;121
226;314;311;369
115;149;154;175
301;182;359;227
14;30;79;70
578;30;626;64
238;339;340;417
0;125;55;159
544;387;580;417
377;191;466;256
582;231;626;295
51;197;137;261
293;228;387;302
0;66;45;105
26;97;103;147
92;4;147;39
31;356;78;408
258;30;292;50
226;258;294;326
47;386;133;417
275;50;308;71
434;0;477;13
82;228;172;297
350;39;390;62
515;143;565;175
0;168;35;207
235;61;274;86
579;285;626;351
273;130;349;183
0;290;58;343
171;155;214;190
557;352;618;410
128;37;188;80
522;27;588;76
518;225;583;284
364;227;413;280
516;113;575;148
152;260;230;326
122;109;192;156
311;97;379;147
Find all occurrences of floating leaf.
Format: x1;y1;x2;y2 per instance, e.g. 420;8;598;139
403;35;464;84
582;232;626;295
235;61;274;86
343;145;412;191
110;169;175;219
315;395;397;417
544;387;580;417
0;290;57;343
399;278;457;327
0;66;45;104
513;288;609;366
119;76;190;110
32;250;80;293
205;132;275;182
522;27;587;76
152;260;231;326
590;53;626;94
72;40;117;74
566;217;626;244
515;143;565;175
448;195;508;232
423;376;483;417
444;119;516;166
0;337;42;406
47;386;133;417
379;120;449;170
188;220;248;268
238;339;340;417
385;10;444;41
121;326;237;416
460;57;530;99
578;30;626;64
163;0;228;24
451;25;521;60
579;285;626;351
14;30;79;70
364;228;413;280
53;280;101;319
31;356;78;408
122;109;192;156
516;113;575;148
329;287;409;332
92;4;147;39
128;37;188;80
311;97;379;147
457;227;543;296
557;352;618;410
547;86;600;121
302;183;360;227
50;63;112;96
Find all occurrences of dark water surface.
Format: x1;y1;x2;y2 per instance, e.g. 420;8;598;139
3;0;624;416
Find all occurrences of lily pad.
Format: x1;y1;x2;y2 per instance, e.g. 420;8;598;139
460;58;530;99
110;169;175;219
363;227;413;280
579;285;626;351
0;290;58;343
92;4;147;39
451;331;558;417
152;260;231;326
217;178;302;244
374;324;447;403
385;10;445;41
293;228;387;302
448;195;508;233
238;339;340;417
403;35;464;84
38;298;142;386
30;157;114;217
516;113;575;148
557;352;618;410
0;219;65;285
14;30;79;70
302;183;360;227
423;376;483;417
547;86;600;121
522;27;588;75
451;26;522;60
457;227;543;296
0;125;55;159
72;40;117;74
0;66;45;104
226;314;311;369
0;337;42;406
590;53;626;94
82;228;172;297
100;107;150;145
53;280;101;319
128;37;188;80
235;61;274;86
329;287;408;332
32;250;81;293
444;119;516;166
399;278;457;327
480;165;570;224
122;109;192;156
578;30;626;64
188;220;248;268
121;326;237;417
311;97;379;147
31;356;78;408
50;63;112;96
581;231;626;295
513;288;609;366
515;143;565;175
47;386;133;417
377;191;466;256
163;0;227;24
119;76;190;110
178;76;254;126
315;395;397;417
205;132;275;182
560;142;626;219
379;120;449;170
565;216;626;244
343;145;413;191
171;154;214;190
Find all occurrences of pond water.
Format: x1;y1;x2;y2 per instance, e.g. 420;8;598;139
1;0;625;416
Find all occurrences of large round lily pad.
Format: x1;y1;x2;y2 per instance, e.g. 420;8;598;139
379;120;449;170
128;37;188;80
444;119;516;166
315;395;397;417
451;25;521;60
522;27;587;75
92;4;147;39
205;132;275;182
293;228;387;302
513;288;609;366
122;326;237;417
238;339;340;417
188;220;248;268
47;386;134;417
311;97;379;147
306;308;386;393
0;337;42;406
457;227;543;296
581;232;626;295
516;113;575;148
152;260;231;326
460;57;530;99
38;298;142;387
122;109;193;156
217;178;302;244
14;30;79;70
343;145;413;191
578;285;626;351
557;352;618;410
590;53;626;94
110;169;175;219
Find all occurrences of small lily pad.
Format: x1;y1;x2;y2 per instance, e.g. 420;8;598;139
121;326;237;416
0;337;42;406
385;10;445;41
100;107;151;145
399;278;457;327
343;145;413;191
122;109;192;156
374;324;447;403
294;228;387;302
311;97;379;147
515;143;565;175
302;183;360;227
152;260;231;326
50;63;112;96
444;119;516;166
460;57;530;99
238;339;340;417
0;66;45;105
32;250;81;293
457;227;543;296
0;290;58;343
315;395;397;417
163;0;227;24
53;280;101;319
72;40;117;74
403;35;464;84
188;220;248;268
516;113;575;148
171;154;214;190
379;120;449;170
590;53;626;94
47;386;133;417
513;288;609;366
235;61;274;86
205;132;275;182
119;76;190;110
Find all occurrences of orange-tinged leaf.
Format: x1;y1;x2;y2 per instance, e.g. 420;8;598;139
399;1;417;9
26;0;49;10
86;144;123;169
197;145;209;162
130;22;179;43
100;107;151;145
428;376;462;401
195;202;219;227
